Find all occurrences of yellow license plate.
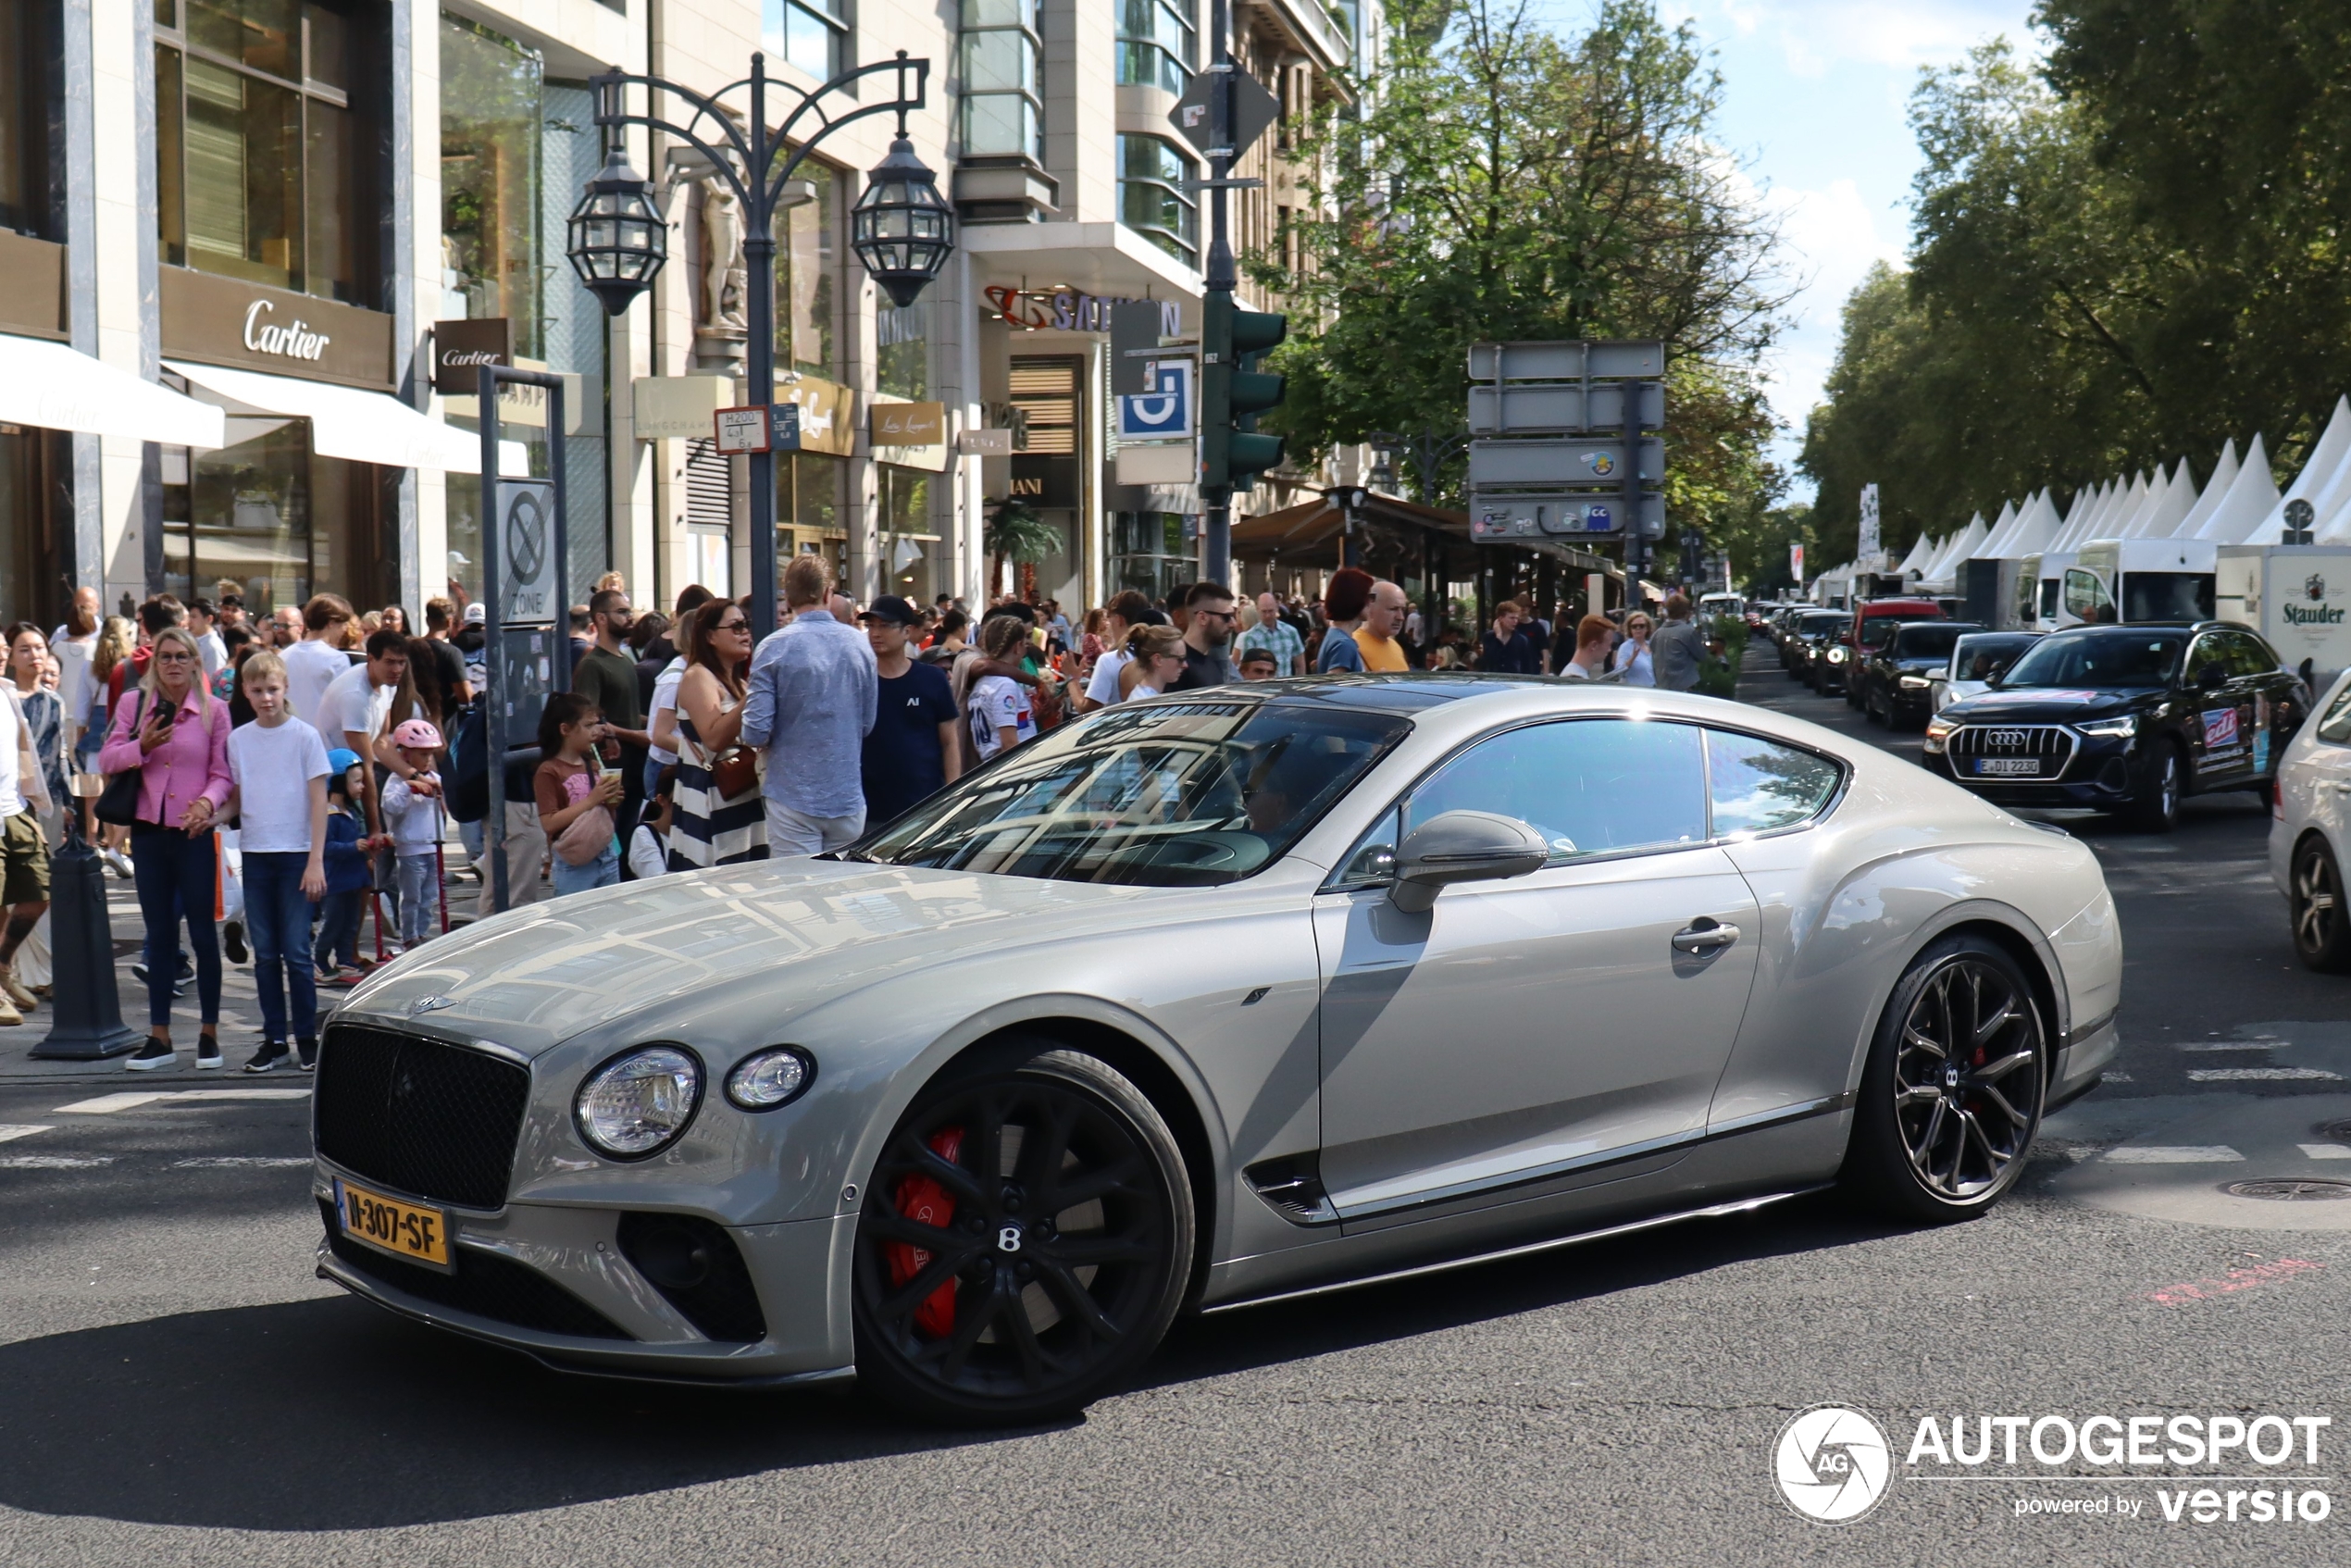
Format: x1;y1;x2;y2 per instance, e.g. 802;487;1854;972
337;1178;451;1266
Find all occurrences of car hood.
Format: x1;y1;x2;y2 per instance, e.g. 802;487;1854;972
337;860;1164;1056
1944;687;2154;723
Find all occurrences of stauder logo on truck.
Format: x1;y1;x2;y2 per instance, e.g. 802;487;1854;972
2286;573;2345;626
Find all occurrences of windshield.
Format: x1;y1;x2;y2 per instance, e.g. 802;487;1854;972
857;699;1410;887
1893;623;1968;659
2122;571;2215;623
1999;631;2185;690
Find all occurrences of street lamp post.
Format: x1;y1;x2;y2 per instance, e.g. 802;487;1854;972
566;52;953;634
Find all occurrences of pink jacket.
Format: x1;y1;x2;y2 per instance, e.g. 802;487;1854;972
96;680;232;829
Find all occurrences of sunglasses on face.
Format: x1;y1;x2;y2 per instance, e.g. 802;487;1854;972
715;618;749;633
155;650;195;663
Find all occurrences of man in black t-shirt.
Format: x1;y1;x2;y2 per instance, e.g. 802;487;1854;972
860;596;963;824
423;597;471;704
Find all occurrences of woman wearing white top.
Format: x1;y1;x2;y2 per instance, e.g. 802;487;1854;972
1118;626;1188;701
1611;611;1656;687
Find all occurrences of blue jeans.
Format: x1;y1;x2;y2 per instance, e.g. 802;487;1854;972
243;851;318;1042
130;823;221;1028
395;853;439;945
550;840;619;897
314;890;364;972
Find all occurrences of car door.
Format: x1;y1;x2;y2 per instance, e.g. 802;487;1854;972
1311;717;1760;1223
2182;631;2254;786
2295;680;2351;863
2226;629;2300;778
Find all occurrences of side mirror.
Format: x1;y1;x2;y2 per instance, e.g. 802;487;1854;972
2196;663;2229;690
1389;810;1550;915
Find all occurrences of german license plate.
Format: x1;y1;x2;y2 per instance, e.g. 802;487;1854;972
336;1177;450;1266
1974;757;2042;778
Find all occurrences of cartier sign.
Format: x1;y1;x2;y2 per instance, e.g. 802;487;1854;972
159;266;395;390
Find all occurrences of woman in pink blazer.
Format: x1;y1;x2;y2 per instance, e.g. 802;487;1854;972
96;626;233;1071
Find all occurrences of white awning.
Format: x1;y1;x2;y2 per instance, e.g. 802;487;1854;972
0;333;227;448
165;359;481;473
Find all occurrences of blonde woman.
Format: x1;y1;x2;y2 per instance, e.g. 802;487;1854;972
95;627;234;1071
1118;624;1188;701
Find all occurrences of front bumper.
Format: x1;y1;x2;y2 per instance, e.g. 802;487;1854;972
1928;734;2141;807
313;1160;856;1386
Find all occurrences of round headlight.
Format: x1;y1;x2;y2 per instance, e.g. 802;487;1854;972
574;1046;702;1159
726;1047;815;1111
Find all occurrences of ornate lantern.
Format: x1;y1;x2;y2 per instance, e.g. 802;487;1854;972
850;134;955;309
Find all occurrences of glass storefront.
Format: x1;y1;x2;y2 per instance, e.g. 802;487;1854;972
155;0;381;305
0;425;68;627
439;15;542;355
1113;510;1192;602
880;464;934;603
877;301;928;400
158;407;389;614
776;162;837;379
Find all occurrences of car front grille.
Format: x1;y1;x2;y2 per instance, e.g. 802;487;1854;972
321;1201;630;1340
1946;723;2080;779
315;1024;530;1210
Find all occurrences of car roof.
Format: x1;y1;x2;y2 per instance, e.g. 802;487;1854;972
1180;672;1551;716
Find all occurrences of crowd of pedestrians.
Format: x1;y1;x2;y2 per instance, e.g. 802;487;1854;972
0;562;1720;1068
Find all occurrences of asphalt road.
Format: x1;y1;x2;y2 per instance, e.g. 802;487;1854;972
6;653;2351;1566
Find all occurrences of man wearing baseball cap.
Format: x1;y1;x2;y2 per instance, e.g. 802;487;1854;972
858;594;961;827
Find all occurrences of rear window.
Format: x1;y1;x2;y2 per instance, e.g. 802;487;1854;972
1893;624;1966;659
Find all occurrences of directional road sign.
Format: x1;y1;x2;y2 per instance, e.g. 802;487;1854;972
1468;436;1664;489
1471;492;1666;541
1118;360;1194;441
1170;66;1281;161
1468;340;1665;381
1469;379;1663;435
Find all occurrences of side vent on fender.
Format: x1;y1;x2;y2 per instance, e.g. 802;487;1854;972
1245;1153;1340;1226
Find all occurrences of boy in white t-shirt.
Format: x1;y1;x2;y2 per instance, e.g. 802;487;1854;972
225;650;330;1073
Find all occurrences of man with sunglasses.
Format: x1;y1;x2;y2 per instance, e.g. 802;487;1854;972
573;588;652;869
1170;582;1241;692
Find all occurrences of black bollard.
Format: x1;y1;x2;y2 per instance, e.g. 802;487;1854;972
31;814;140;1059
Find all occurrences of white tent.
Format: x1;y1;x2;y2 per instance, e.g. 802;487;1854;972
1973;500;2020;558
1918;515;1988;591
2194;434;2282;542
1914;516;1977;585
2049;481;2106;553
2242;398;2351;546
1999;489;2063;557
2128;461;2196;539
1895;530;1940;579
2174;441;2241;538
2102;471;2154;541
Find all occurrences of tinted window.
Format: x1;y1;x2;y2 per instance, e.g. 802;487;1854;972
1405;719;1707;863
2063;569;2117;623
2318;681;2351;745
1856;616;1901;650
2184;635;2232;682
1952;633;2036;681
2224;631;2278;678
1894;623;1969;659
861;699;1407;886
2002;632;2185;689
1707;731;1842;836
2122;572;2217;624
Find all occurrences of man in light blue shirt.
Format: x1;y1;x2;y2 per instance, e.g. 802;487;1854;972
740;556;878;854
1238;591;1305;676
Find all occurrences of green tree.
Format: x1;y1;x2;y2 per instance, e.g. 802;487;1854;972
1261;0;1787;549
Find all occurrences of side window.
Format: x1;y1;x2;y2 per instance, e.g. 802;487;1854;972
1707;730;1842;836
2227;632;2278;678
2317;683;2351;745
1403;719;1707;863
1333;805;1401;888
2186;636;2229;682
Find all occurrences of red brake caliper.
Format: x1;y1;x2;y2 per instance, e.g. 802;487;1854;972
885;1126;966;1338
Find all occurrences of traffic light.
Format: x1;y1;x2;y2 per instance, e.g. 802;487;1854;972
1200;291;1287;492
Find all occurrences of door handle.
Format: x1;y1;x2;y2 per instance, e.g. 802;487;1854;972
1672;918;1741;954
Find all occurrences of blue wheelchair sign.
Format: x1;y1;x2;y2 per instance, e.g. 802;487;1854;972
1117;361;1193;440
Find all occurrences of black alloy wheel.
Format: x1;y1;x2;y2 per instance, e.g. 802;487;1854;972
2125;741;2183;833
852;1042;1194;1425
1842;934;2047;1222
2292;837;2351;973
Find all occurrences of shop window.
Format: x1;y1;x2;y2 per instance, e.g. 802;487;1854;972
959;0;1043;163
1008;357;1077;455
440;15;543;360
155;0;383;305
1118;134;1197;268
159;408;387;615
1116;0;1194;94
1;0;57;238
877;301;928;400
775;162;837;379
764;0;847;83
0;426;68;628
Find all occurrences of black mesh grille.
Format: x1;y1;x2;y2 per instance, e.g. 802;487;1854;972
615;1213;769;1342
322;1200;629;1340
315;1024;530;1210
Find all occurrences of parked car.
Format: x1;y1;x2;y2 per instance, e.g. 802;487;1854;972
1788;611;1851;686
1927;622;2307;830
1835;598;1947;703
312;676;2121;1424
2270;669;2351;970
1929;631;2043;716
1857;622;1984;730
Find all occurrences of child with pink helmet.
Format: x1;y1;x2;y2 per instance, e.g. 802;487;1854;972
378;718;446;949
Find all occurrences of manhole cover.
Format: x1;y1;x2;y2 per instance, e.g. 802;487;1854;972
2225;1179;2351;1201
2317;1118;2351;1142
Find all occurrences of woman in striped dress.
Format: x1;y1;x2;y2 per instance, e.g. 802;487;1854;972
666;597;767;869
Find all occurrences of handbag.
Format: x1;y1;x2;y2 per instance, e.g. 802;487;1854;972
712;742;759;800
93;692;147;828
552;758;615;866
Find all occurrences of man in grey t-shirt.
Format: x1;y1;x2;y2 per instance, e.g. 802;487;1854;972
740;557;878;855
1649;593;1718;692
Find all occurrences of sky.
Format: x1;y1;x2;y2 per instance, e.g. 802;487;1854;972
1524;0;2039;503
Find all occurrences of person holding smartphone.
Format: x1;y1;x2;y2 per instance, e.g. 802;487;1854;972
97;627;233;1072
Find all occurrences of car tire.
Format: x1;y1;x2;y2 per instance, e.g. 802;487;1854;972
2124;742;2183;833
1840;933;2048;1224
852;1039;1195;1426
1866;687;1887;726
2291;837;2351;973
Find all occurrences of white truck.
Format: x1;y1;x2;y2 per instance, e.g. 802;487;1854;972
2062;537;2217;626
2215;544;2351;690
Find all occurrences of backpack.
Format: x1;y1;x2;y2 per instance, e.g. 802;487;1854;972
446;700;489;824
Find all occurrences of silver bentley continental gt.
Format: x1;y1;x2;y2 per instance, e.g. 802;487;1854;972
312;676;2121;1424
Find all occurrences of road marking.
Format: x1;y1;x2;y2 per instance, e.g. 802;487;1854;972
2186;1067;2344;1082
171;1156;312;1168
0;1154;114;1168
2298;1143;2351;1161
52;1089;311;1114
2148;1257;2323;1305
2102;1145;2245;1164
2178;1041;2273;1052
0;1124;54;1143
